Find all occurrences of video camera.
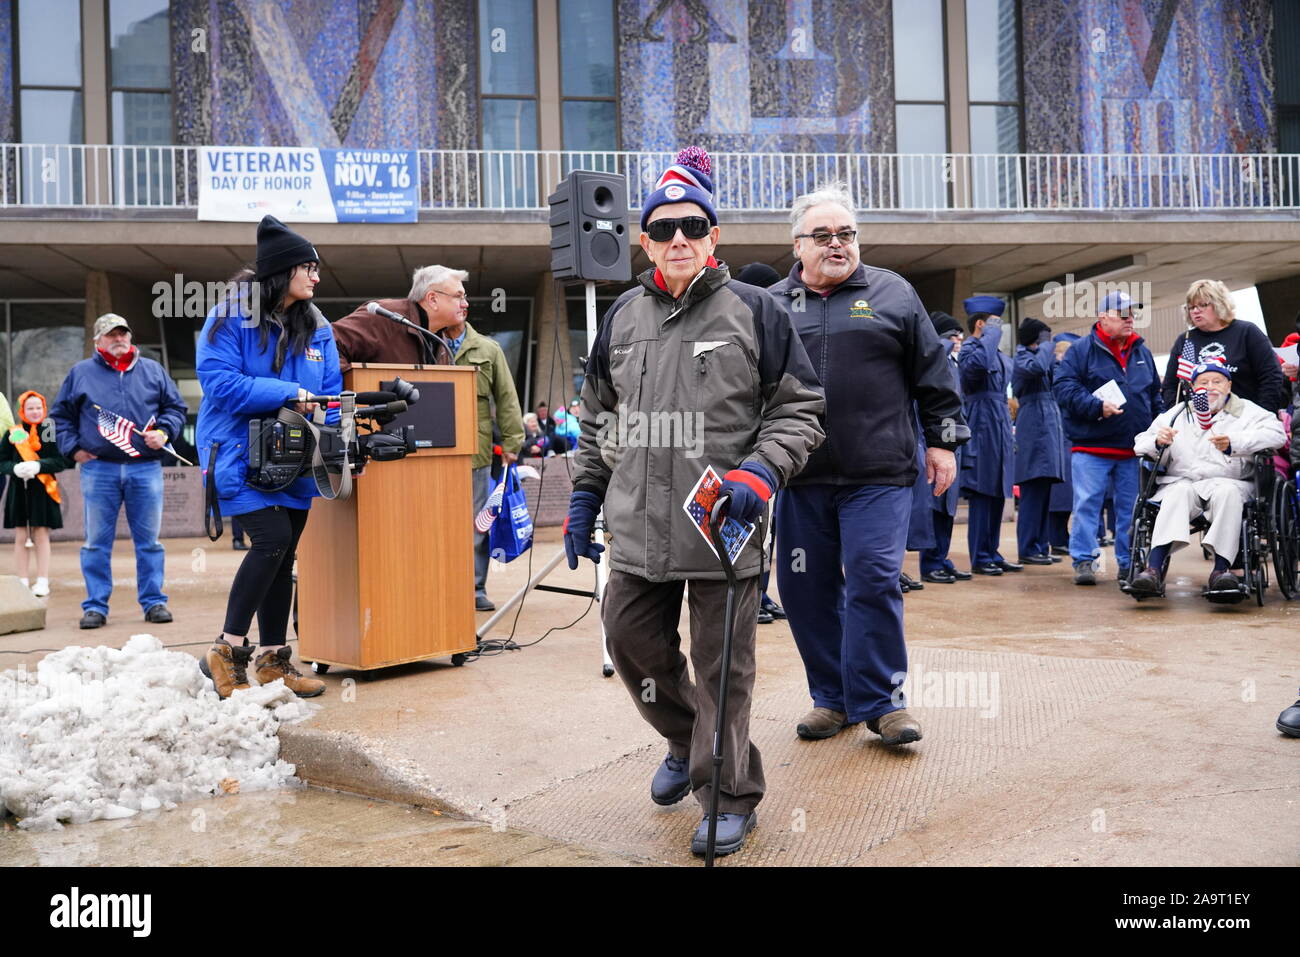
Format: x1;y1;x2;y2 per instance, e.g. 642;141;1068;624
246;377;420;497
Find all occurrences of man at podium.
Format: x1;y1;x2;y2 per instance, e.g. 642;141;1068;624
332;265;457;372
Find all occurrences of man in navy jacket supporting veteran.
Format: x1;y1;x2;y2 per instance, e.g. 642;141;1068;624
51;313;188;629
769;183;969;748
1052;290;1162;585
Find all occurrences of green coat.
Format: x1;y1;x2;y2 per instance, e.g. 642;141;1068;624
1;420;72;529
452;322;525;469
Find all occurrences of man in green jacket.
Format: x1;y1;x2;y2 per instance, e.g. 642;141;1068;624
429;266;525;611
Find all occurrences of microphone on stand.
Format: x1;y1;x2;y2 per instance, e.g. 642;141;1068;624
365;301;451;363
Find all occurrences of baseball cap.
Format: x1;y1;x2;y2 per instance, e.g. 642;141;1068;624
92;313;131;339
1098;290;1142;315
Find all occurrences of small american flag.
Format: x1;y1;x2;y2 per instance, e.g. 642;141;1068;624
1192;389;1214;430
97;406;140;456
1175;338;1198;381
473;479;506;533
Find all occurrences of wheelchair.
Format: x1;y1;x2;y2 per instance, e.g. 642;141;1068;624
1271;465;1300;599
1122;448;1279;605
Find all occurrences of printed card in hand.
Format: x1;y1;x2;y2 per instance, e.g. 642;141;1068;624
683;465;756;564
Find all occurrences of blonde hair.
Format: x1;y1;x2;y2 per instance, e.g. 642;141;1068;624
1185;279;1235;324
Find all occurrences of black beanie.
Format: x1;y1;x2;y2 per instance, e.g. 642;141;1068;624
255;215;319;280
1018;317;1051;348
929;310;962;338
737;262;781;288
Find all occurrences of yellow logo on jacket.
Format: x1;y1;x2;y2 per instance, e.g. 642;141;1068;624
850;299;876;320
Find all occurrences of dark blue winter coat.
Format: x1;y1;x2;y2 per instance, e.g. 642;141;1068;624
50;351;188;463
1012;343;1065;484
1053;324;1162;451
930;347;962;517
196;303;342;517
958;320;1014;498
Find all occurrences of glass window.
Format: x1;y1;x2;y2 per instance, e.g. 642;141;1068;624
479;0;537;96
892;0;944;102
483;98;538;150
112;91;172;144
562;100;616;151
20;90;84;143
18;0;82;87
896;103;947;153
970;104;1020;153
110;0;170;88
560;0;615;97
966;0;1019;103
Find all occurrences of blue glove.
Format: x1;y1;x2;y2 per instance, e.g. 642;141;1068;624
719;461;776;525
564;490;605;569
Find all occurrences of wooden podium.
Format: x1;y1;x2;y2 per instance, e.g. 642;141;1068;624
297;363;478;672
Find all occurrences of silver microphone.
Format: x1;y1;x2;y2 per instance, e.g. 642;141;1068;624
366;301;408;324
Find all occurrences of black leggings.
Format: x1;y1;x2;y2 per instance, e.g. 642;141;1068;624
222;505;309;646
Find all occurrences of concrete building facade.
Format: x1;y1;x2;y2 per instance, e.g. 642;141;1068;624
1;0;1298;451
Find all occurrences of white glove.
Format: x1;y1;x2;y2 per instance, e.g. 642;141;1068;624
13;461;39;480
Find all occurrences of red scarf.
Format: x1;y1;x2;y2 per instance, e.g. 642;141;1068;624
97;346;137;372
653;256;719;293
1093;324;1135;370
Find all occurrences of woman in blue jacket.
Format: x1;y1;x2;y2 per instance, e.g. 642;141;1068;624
196;216;341;699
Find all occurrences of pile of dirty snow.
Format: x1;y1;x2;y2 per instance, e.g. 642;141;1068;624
0;634;315;830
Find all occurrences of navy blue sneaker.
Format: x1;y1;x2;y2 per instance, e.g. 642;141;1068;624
650;753;691;806
690;811;757;856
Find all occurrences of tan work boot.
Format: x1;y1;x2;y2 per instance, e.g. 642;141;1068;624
199;637;254;699
254;646;325;697
866;709;923;746
796;707;849;740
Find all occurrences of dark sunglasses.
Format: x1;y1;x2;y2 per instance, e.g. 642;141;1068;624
645;216;711;242
795;229;858;247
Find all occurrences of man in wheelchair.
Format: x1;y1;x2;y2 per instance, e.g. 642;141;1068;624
1128;363;1285;599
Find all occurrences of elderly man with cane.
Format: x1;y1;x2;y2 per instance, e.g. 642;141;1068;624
565;147;824;858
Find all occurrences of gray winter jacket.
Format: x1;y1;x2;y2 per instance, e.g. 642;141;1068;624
573;262;825;581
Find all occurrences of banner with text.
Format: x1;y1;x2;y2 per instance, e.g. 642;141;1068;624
198;147;417;223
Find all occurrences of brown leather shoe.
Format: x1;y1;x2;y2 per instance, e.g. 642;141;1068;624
199;638;253;699
796;707;849;740
254;646;325;697
866;709;923;746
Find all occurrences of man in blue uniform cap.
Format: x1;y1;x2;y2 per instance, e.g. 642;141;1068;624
958;296;1019;575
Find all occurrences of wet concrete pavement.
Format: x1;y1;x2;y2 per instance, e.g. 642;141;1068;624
1;522;1296;866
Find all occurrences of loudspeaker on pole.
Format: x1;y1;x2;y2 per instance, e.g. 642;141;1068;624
548;170;631;283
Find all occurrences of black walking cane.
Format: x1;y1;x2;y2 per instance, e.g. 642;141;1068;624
705;494;738;868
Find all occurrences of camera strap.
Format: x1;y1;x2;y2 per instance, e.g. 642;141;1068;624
204;441;224;541
275;403;354;502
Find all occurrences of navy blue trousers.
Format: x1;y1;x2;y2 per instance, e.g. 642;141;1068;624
1049;511;1070;548
1016;478;1054;559
966;491;1006;566
920;510;956;574
776;483;910;723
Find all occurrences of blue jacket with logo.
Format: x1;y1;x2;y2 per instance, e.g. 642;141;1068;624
196;303;342;516
50;351;187;463
1053;324;1162;450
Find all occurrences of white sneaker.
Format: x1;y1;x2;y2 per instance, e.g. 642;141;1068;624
32;578;49;597
18;577;29;588
23;539;32;548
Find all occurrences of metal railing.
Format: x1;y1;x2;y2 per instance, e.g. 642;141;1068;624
3;144;1300;213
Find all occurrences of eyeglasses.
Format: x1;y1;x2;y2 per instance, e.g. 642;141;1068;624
296;263;321;278
1185;302;1211;312
795;229;858;246
645;216;711;242
431;289;469;303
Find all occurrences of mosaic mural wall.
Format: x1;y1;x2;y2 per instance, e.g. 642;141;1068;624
0;0;12;144
617;0;894;155
1024;0;1275;154
171;0;477;150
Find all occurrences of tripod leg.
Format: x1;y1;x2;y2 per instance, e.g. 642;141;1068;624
596;515;613;676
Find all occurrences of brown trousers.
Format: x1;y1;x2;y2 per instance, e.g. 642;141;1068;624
602;569;764;814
